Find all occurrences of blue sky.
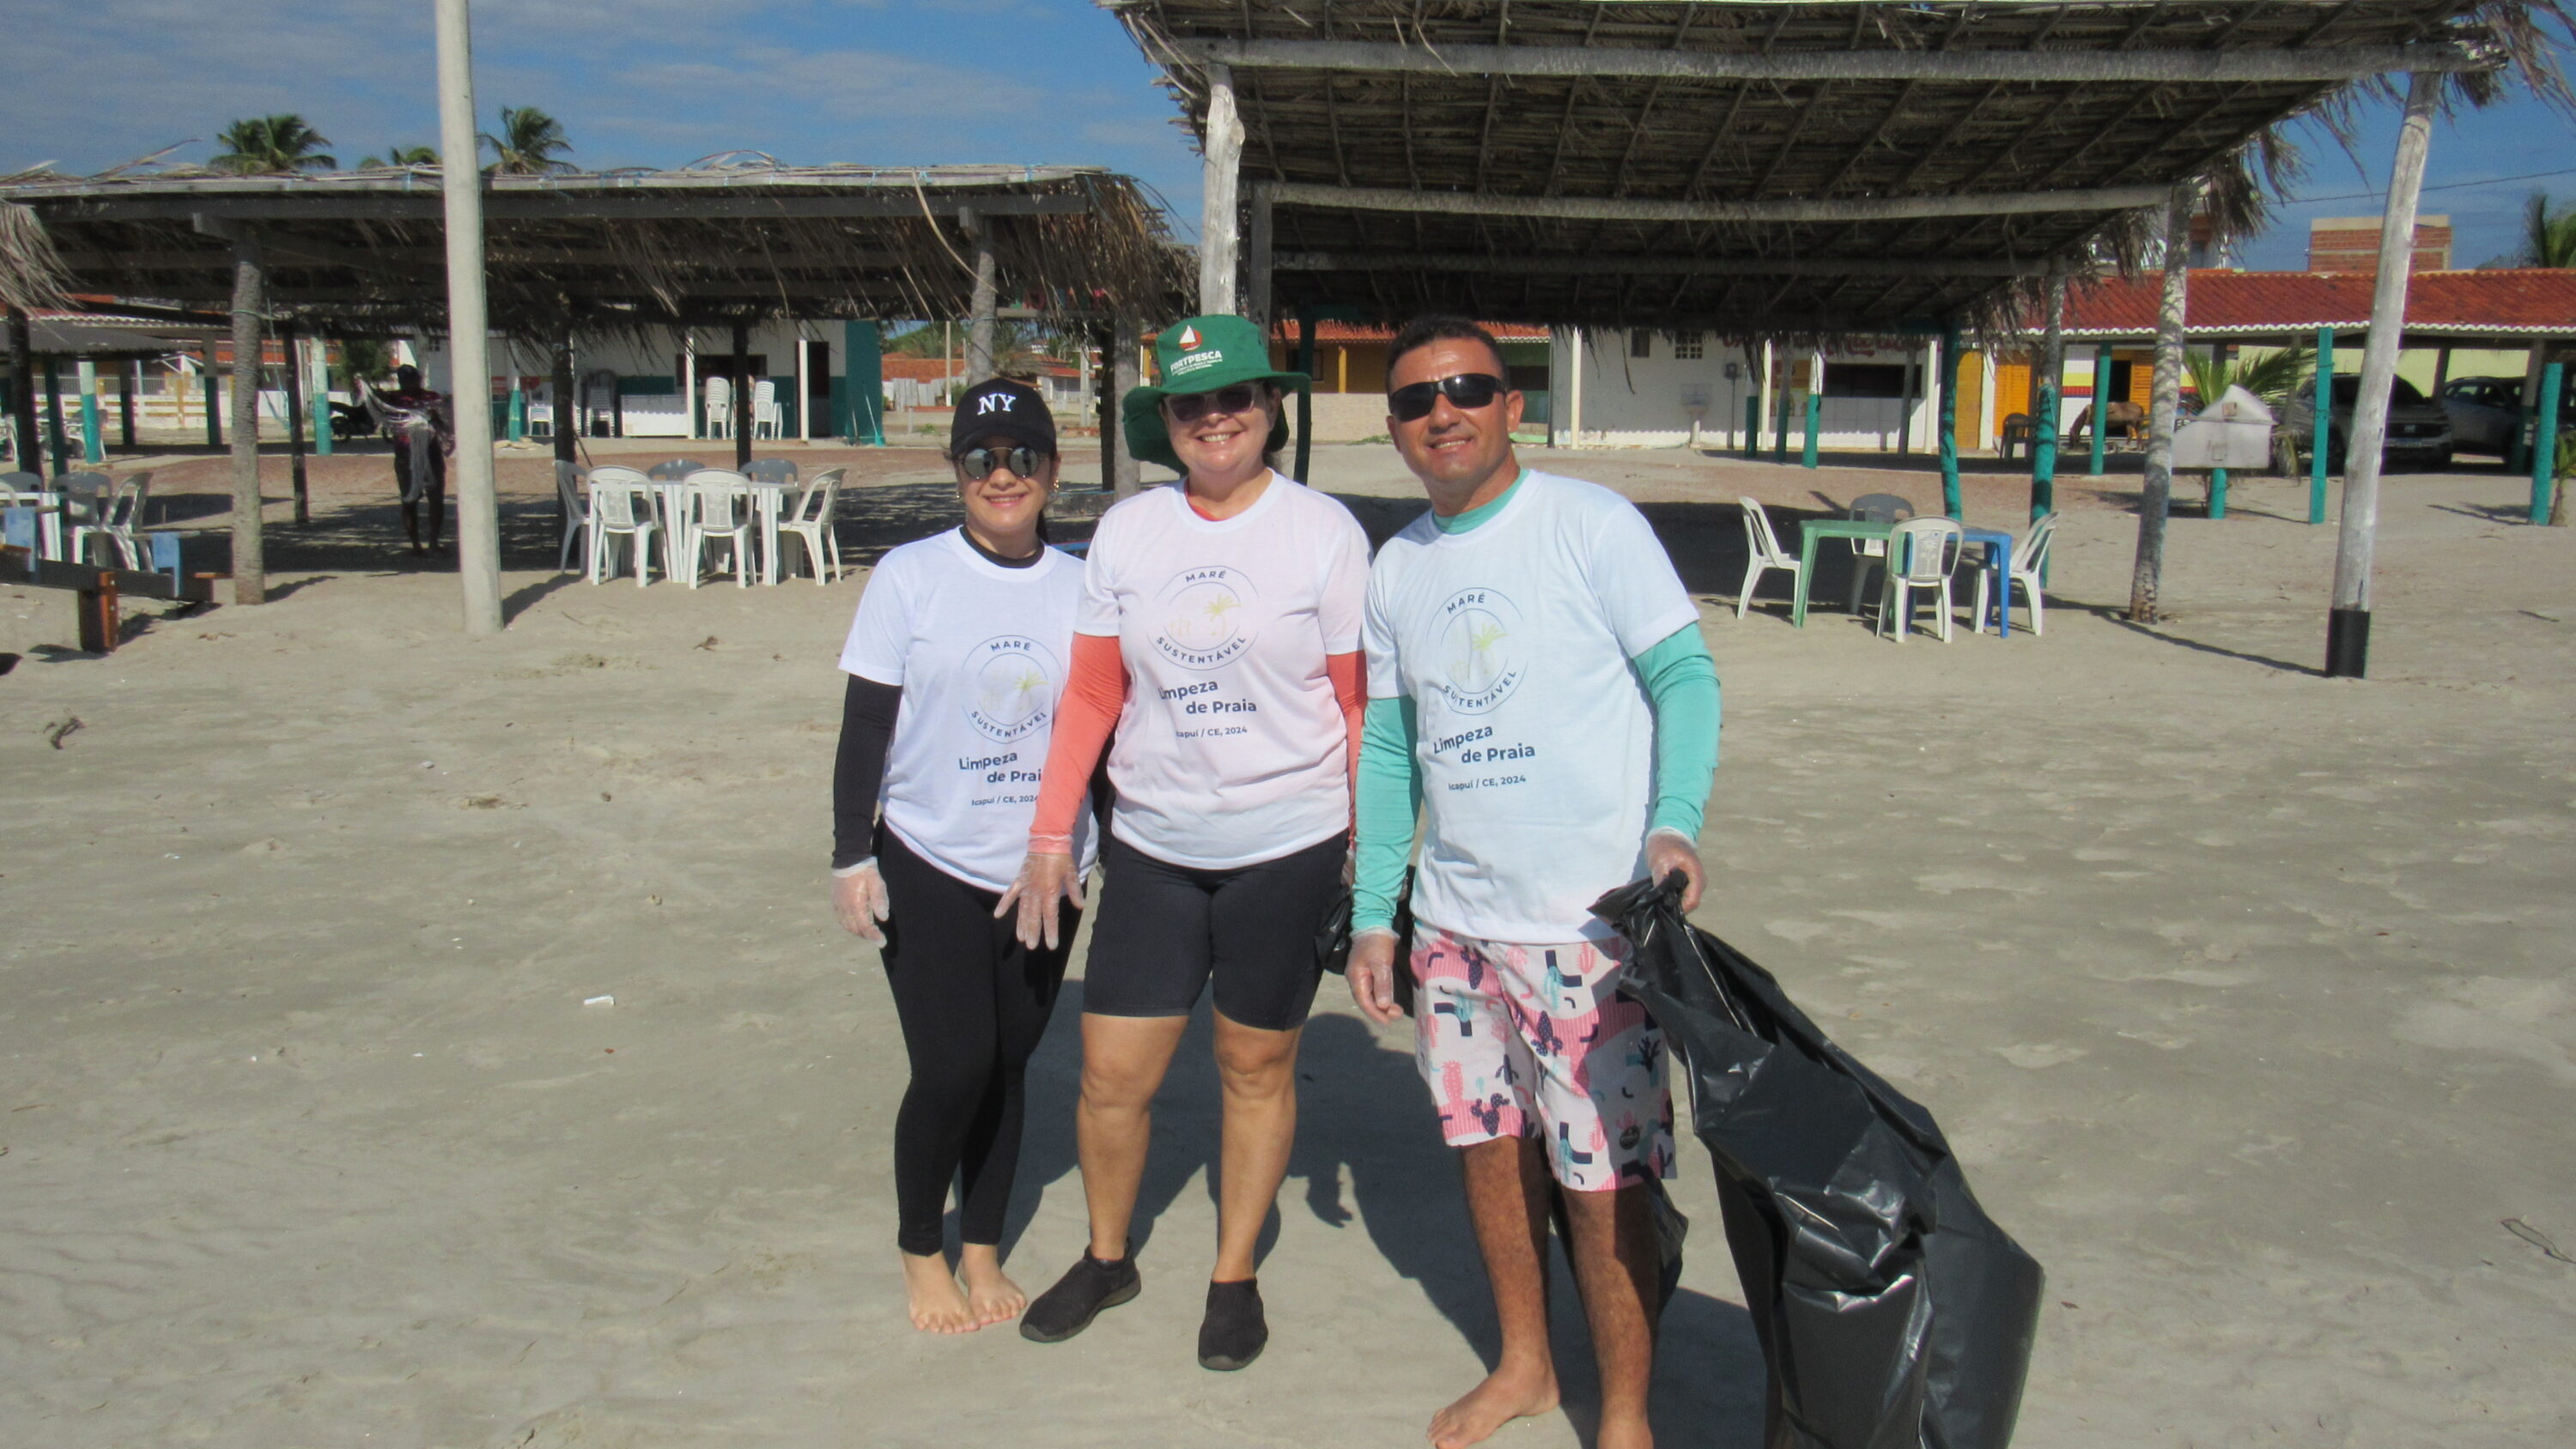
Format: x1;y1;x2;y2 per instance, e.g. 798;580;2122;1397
4;2;2570;273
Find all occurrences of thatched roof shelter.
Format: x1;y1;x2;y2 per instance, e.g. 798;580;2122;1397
1113;0;2572;337
0;162;1187;336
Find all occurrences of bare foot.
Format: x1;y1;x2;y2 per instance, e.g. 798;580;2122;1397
958;1246;1027;1328
900;1250;978;1334
1428;1361;1558;1449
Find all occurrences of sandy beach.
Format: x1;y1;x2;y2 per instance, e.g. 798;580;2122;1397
3;438;2573;1447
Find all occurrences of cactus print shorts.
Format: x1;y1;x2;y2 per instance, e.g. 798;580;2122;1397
1410;925;1674;1192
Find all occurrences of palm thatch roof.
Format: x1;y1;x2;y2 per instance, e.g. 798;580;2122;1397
0;161;1189;340
1113;0;2575;340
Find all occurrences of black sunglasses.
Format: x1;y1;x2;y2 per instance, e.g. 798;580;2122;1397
1388;373;1507;423
1162;383;1268;425
956;446;1051;480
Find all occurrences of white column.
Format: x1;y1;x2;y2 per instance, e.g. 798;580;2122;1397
680;335;696;440
1199;64;1244;316
1567;327;1585;446
2328;71;2441;676
435;0;500;634
794;324;811;442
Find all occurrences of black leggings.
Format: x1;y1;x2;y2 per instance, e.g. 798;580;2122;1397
878;829;1077;1257
391;438;446;549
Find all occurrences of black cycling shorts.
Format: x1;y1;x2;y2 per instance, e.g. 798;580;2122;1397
1080;830;1347;1034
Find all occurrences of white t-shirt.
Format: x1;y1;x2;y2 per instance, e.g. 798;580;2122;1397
1364;471;1699;943
1078;475;1371;869
840;530;1098;891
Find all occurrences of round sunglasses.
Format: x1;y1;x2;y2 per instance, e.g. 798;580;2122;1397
956;445;1052;480
1162;383;1269;425
1388;373;1507;422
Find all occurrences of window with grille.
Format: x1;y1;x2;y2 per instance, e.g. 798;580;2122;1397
1674;331;1705;361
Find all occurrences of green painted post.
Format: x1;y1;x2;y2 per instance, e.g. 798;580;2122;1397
2209;468;2229;519
312;348;333;456
1741;393;1759;459
1801;392;1820;468
844;320;884;445
1771;389;1788;463
2031;380;2058;520
2309;327;2334;524
79;380;103;464
43;358;68;473
1937;324;1961;518
2530;361;2563;524
2087;343;2111;477
507;382;526;442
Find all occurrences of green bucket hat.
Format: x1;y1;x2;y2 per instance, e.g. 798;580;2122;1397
1121;313;1311;474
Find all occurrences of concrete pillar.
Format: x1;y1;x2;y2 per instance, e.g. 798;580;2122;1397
434;0;501;634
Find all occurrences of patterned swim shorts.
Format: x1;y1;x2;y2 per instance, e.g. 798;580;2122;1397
1410;925;1674;1193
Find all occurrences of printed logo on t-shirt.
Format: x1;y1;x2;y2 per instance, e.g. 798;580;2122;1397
1151;565;1261;670
963;634;1059;743
1434;586;1526;715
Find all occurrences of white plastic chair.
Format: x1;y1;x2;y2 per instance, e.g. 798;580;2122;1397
58;472;118;567
776;468;845;585
702;377;733;438
2;470;56;560
1876;517;1964;644
554;460;592;573
745;457;798;484
1846;493;1916;612
585;465;659;585
1733;497;1803;621
683;468;755;588
751;380;781;440
1974;512;2057;637
94;471;153;568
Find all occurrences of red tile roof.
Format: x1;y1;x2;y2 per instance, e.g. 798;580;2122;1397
1261;321;1552;343
2044;269;2576;338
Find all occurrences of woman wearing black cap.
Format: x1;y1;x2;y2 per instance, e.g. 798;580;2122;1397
999;315;1370;1371
830;378;1097;1333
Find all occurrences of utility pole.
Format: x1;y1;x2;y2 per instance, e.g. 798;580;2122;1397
435;0;501;635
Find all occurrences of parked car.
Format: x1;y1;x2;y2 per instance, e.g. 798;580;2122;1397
2281;373;2452;470
2443;373;2576;458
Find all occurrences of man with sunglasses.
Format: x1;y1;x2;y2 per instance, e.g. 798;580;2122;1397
1347;318;1720;1449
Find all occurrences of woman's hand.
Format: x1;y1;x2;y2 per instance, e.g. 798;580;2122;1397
833;861;891;943
1347;929;1404;1026
994;851;1084;951
1644;829;1706;912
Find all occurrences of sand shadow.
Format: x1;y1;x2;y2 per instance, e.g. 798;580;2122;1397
2072;603;2320;676
503;572;584;625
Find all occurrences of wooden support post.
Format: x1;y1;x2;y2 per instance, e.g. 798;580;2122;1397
1292;306;1315;483
1801;350;1822;469
965;210;997;381
1937;324;1961;517
76;358;103;464
43;356;67;474
120;359;139;450
202;348;222;447
2129;184;2194;623
730;320;751;469
2327;72;2439;677
2530;361;2563;524
2033;274;2065;518
551;330;577;474
1199;64;1244;315
224;232;267;604
434;0;501;635
1110;317;1142;498
2310;328;2336;523
6;309;37;476
281;323;309;524
1247;183;1275;333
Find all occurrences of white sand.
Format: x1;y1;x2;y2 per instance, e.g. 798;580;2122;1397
3;441;2573;1447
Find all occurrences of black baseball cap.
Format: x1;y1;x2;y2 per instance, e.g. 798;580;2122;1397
949;378;1056;458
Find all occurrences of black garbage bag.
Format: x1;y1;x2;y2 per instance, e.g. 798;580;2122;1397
1593;876;2044;1449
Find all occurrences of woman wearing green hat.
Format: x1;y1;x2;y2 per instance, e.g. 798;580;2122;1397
999;313;1371;1371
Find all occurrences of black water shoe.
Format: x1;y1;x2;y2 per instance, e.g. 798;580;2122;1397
1020;1249;1140;1343
1197;1278;1267;1371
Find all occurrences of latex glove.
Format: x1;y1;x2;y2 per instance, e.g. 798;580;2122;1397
994;851;1084;951
1645;828;1706;913
1347;928;1404;1026
832;860;891;944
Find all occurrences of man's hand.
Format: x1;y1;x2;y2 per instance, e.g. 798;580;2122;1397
1347;929;1404;1025
994;851;1084;951
1645;829;1705;912
832;862;891;944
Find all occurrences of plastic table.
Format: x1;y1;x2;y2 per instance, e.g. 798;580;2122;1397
1959;526;2016;639
1790;518;1893;627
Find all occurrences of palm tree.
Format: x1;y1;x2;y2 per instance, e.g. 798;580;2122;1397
2521;192;2576;268
357;144;441;169
480;106;574;175
210;115;336;175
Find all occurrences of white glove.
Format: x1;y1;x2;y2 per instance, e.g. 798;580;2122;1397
832;858;891;943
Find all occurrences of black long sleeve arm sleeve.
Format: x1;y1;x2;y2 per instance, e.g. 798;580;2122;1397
832;674;904;870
